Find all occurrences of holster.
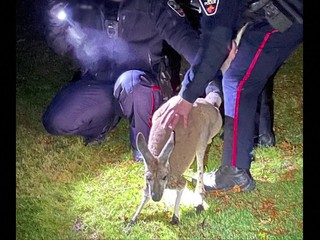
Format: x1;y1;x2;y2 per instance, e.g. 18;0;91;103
263;1;293;32
249;0;303;32
157;56;174;101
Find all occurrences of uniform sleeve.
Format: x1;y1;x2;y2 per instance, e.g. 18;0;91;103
152;0;200;65
179;0;241;103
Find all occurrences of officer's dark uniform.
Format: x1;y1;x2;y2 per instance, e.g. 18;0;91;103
42;0;199;160
164;1;276;147
162;0;201;92
179;0;303;191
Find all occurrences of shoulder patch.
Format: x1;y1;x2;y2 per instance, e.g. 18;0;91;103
167;0;185;17
198;0;219;16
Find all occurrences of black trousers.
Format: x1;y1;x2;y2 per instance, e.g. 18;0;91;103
222;20;303;169
42;70;162;150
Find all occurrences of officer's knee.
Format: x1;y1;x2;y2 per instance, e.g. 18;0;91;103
42;110;69;135
114;70;146;96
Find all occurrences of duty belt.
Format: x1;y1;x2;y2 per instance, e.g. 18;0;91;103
249;0;303;32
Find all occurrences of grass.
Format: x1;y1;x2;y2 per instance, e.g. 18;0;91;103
16;24;303;239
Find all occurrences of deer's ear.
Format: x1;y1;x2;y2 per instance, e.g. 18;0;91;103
159;131;175;164
136;132;153;164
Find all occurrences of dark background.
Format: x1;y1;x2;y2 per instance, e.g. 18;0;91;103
16;0;47;40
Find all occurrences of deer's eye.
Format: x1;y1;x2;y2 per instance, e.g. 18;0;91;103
162;175;167;181
146;173;152;181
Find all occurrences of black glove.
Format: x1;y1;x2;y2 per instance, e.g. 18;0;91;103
48;1;68;28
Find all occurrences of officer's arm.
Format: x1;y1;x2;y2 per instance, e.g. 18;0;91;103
45;1;75;56
152;0;200;65
180;0;241;103
180;24;233;103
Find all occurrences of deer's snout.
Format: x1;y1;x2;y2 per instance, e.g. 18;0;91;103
151;192;163;202
149;181;166;202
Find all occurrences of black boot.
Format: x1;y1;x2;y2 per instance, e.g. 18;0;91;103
83;116;121;146
133;149;144;163
202;165;256;192
256;131;276;147
83;133;106;146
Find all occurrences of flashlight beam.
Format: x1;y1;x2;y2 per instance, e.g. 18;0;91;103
66;19;76;28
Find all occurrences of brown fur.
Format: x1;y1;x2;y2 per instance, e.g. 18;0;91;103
129;94;222;225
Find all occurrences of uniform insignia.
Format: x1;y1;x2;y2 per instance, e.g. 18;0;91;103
198;0;219;16
167;0;185;17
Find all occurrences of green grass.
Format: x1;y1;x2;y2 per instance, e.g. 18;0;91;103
16;33;303;240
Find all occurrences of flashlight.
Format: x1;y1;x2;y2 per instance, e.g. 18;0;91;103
52;3;86;47
57;9;67;21
56;8;75;28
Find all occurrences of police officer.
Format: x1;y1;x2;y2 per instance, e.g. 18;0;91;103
42;0;200;162
164;0;276;147
161;0;303;191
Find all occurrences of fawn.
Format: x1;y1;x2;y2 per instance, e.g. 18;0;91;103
129;92;222;225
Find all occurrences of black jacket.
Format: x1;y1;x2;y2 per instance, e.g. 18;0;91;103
46;0;200;82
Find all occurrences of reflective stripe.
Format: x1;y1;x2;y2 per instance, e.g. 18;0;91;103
231;29;278;166
148;86;161;127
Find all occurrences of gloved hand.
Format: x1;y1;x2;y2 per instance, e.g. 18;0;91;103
48;1;68;28
45;1;72;56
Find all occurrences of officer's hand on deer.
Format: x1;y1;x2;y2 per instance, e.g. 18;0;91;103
160;95;193;130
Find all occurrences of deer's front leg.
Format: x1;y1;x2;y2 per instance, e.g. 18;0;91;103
169;177;186;225
129;184;150;225
170;188;184;224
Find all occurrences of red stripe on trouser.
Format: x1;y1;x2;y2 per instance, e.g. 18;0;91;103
148;85;161;127
232;29;278;166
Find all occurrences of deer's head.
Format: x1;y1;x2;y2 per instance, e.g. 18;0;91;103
136;131;175;202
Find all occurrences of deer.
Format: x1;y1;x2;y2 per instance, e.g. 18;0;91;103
129;91;223;225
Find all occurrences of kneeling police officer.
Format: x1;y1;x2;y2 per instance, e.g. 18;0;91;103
42;0;200;162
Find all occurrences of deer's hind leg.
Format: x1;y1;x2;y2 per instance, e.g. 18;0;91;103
194;144;207;213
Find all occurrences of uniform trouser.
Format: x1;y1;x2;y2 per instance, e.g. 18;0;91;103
42;70;162;150
222;21;303;169
255;74;275;139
